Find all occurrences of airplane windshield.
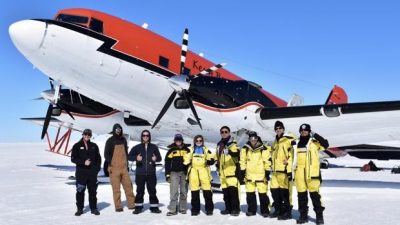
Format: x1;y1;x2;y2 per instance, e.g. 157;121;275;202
56;14;89;25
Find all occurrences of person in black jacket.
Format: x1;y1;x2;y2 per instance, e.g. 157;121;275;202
71;129;101;216
104;123;135;212
128;130;162;214
165;134;190;216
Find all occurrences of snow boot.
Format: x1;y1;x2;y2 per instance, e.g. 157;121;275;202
316;212;324;225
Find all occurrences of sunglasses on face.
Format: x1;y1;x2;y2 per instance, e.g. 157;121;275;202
275;127;283;131
196;139;203;143
142;134;150;137
220;130;229;134
83;134;91;137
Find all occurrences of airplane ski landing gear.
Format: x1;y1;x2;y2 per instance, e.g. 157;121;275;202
44;125;73;156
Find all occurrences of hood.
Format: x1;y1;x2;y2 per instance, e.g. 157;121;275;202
141;129;151;143
112;123;123;136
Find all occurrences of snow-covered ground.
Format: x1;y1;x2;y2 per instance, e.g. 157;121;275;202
1;143;400;225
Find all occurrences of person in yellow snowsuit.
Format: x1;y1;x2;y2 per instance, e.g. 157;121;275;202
270;121;295;220
294;124;328;225
184;135;215;216
239;131;272;217
216;126;240;216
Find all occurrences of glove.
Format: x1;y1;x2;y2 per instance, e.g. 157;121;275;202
287;172;293;181
166;175;171;183
265;170;270;181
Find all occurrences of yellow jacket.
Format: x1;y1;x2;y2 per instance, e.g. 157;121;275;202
216;137;239;178
294;138;326;179
184;146;215;169
240;143;271;182
271;135;295;174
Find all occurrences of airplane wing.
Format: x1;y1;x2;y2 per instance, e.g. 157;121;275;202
258;100;400;148
20;117;82;132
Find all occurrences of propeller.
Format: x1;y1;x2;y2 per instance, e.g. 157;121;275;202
151;28;226;129
40;79;75;139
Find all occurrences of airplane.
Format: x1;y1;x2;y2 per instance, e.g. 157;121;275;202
9;8;400;160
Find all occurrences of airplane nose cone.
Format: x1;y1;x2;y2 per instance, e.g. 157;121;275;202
9;20;46;55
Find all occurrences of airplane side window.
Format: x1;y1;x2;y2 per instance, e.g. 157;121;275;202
159;56;169;68
89;18;103;33
56;14;89;24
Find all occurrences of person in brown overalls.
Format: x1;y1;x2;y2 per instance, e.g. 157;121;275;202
104;123;135;212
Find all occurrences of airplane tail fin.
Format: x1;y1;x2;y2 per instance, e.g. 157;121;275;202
325;85;348;105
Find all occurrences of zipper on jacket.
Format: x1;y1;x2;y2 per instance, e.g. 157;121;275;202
145;144;148;174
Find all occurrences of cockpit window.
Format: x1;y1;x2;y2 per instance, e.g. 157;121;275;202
56;14;89;24
89;18;103;33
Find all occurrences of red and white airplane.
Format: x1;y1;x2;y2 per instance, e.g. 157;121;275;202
9;8;400;159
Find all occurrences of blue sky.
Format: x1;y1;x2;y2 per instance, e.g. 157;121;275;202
1;0;400;142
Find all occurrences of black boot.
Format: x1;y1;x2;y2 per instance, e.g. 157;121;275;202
296;213;309;224
278;210;292;220
132;207;142;214
91;209;100;215
316;212;324;225
74;209;83;216
150;207;162;213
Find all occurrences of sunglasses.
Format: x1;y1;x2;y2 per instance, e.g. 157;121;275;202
142;134;150;137
220;130;229;134
196;139;203;143
275;127;283;131
83;134;91;137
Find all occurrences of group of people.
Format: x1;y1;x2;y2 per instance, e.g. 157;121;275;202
71;121;328;225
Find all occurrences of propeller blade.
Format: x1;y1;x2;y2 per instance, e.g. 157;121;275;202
182;90;202;129
56;102;75;120
179;28;189;75
32;97;44;101
151;91;177;129
41;104;53;139
194;63;226;77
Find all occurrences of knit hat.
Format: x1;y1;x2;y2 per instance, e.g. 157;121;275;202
174;133;183;141
299;123;311;132
248;131;258;139
274;120;285;130
82;129;92;136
